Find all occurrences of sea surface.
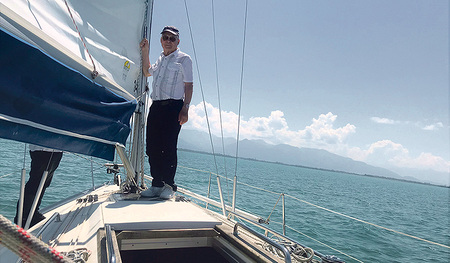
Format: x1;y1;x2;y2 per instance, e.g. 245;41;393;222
0;138;449;262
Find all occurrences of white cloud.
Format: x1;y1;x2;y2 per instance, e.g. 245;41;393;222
303;112;356;145
345;140;450;173
422;122;443;131
371;117;396;124
188;102;240;137
390;152;450;172
186;102;449;173
186;103;355;148
371;117;444;132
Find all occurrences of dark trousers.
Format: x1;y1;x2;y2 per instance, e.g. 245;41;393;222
15;150;63;225
146;99;183;191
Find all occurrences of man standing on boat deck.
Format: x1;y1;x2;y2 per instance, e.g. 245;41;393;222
140;26;193;199
14;145;63;228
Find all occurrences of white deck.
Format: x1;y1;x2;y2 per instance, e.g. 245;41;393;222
0;184;222;263
103;199;221;231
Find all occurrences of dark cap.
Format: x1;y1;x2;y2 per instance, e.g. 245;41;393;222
161;26;179;36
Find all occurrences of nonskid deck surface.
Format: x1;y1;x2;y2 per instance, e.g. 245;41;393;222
0;185;222;262
103;191;222;231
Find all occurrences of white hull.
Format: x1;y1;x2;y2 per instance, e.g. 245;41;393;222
0;183;304;262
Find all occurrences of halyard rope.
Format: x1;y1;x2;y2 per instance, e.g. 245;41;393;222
0;214;73;263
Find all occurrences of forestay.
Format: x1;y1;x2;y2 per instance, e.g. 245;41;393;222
0;0;150;160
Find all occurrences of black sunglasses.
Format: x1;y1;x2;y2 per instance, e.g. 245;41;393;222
162;35;178;42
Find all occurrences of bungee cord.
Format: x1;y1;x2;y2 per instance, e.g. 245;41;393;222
63;0;98;79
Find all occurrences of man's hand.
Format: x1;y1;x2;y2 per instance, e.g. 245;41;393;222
140;38;151;77
140;38;149;50
178;107;189;125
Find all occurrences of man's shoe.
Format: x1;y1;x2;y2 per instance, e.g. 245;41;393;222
160;185;175;200
141;186;164;198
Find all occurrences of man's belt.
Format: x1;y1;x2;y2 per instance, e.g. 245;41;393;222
153;99;183;106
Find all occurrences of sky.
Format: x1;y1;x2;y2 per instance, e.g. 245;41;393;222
147;0;449;177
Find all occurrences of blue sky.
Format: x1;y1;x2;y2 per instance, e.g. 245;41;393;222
147;0;449;177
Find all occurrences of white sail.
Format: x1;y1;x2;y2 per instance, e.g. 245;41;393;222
0;0;151;160
0;0;147;98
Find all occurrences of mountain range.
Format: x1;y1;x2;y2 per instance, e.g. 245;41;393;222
178;129;449;187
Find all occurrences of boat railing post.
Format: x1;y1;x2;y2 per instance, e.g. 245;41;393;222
17;168;26;228
24;171;48;229
216;175;227;216
18;144;27;228
206;172;212;209
231;176;237;220
282;193;286;235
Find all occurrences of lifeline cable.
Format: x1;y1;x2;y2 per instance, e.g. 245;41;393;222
285;193;450;250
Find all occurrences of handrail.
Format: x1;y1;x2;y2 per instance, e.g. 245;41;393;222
233;222;292;263
35;212;60;237
105;224;117;263
25;171;48;229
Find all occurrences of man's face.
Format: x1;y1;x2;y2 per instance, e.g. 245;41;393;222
160;33;179;55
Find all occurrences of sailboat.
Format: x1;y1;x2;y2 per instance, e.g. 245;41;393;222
0;1;346;262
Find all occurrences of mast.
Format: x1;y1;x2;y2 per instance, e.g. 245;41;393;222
129;0;154;192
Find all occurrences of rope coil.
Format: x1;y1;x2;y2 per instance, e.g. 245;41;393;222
0;214;73;263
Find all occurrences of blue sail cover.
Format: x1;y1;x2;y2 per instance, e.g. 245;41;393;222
0;28;136;160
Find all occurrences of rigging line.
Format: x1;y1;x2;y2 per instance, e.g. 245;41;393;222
22;143;27;169
178;165;450;251
140;0;154;188
67;152;105;168
285;193;450;250
0;173;12;179
233;0;249;178
265;194;282;222
90;156;95;189
211;0;231;203
179;164;281;194
183;0;222;186
44;151;55;172
63;0;98;79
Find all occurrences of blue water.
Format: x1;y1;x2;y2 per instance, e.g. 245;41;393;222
0;139;449;262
